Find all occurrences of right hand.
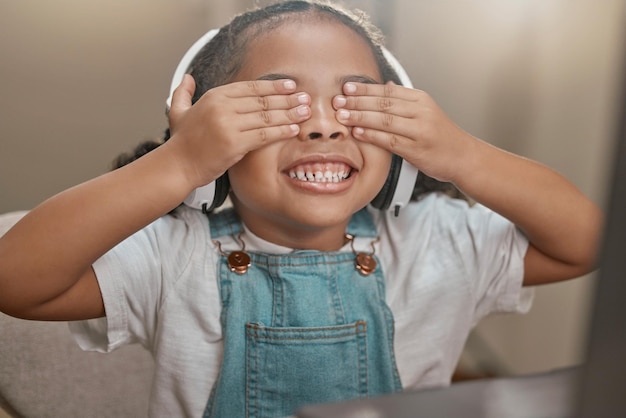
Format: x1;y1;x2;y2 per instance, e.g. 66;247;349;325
166;74;312;188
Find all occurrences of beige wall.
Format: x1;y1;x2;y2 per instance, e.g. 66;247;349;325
0;0;248;213
1;0;623;377
390;0;624;374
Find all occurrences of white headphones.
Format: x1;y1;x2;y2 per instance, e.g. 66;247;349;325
167;28;419;216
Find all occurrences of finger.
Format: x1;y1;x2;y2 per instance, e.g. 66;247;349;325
240;123;301;148
336;108;415;139
169;74;195;118
333;94;416;119
236;105;311;131
236;92;311;114
225;79;298;98
350;125;413;155
342;81;419;102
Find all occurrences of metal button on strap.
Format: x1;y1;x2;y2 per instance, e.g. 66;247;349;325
346;233;380;276
355;253;377;276
214;234;251;275
228;251;251;275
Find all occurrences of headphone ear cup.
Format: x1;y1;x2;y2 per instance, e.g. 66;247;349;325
203;174;230;213
183;173;230;213
370;154;403;210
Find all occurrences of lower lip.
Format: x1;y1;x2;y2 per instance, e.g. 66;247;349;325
284;173;355;194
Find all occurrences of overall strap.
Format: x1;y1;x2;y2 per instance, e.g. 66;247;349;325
208;208;244;239
345;208;378;238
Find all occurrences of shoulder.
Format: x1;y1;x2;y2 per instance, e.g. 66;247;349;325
370;192;525;266
370;193;489;240
147;205;210;239
124;206;212;258
379;192;516;232
96;206;213;290
83;206;219;351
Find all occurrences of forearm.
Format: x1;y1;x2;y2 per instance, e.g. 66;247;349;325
453;136;602;274
0;142;192;312
332;82;602;283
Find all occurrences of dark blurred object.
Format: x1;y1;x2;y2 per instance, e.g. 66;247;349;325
296;366;581;418
575;25;626;418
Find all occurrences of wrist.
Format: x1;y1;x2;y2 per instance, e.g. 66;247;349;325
159;137;209;192
128;141;197;209
446;132;484;189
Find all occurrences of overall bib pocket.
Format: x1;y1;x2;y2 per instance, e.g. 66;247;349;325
246;321;368;418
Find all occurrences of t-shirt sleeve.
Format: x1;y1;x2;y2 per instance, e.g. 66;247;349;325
376;193;532;325
460;202;532;320
374;195;533;389
69;209;205;353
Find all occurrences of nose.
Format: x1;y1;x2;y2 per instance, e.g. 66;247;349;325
298;97;349;141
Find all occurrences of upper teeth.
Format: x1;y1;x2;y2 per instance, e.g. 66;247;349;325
288;163;351;183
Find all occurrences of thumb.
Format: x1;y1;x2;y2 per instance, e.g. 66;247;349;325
168;74;196;130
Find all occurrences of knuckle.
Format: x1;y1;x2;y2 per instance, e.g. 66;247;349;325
247;80;260;94
288;108;300;122
411;89;425;102
257;95;270;110
257;128;268;143
382;113;394;128
384;84;394;98
259;110;272;125
389;134;401;150
378;97;393;111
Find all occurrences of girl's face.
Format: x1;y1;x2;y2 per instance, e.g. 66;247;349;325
228;19;391;250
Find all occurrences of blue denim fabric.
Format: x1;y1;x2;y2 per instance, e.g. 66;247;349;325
203;209;401;418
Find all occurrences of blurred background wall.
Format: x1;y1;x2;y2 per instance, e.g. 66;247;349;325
1;0;624;377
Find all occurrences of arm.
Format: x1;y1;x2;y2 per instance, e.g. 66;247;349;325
334;82;602;286
451;137;602;285
0;137;190;320
0;76;310;320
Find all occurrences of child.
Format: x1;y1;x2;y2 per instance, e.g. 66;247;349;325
0;1;601;417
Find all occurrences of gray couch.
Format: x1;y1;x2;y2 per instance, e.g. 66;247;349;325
0;212;153;417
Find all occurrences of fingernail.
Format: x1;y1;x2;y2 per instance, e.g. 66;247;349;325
297;105;310;116
290;124;300;133
344;83;357;94
337;109;350;120
335;96;347;107
284;80;296;90
297;93;309;105
353;127;364;136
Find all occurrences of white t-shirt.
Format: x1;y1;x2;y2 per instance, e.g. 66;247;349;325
70;193;532;417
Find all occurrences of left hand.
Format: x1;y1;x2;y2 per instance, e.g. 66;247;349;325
333;81;475;183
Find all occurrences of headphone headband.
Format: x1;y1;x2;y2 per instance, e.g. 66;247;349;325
166;28;220;113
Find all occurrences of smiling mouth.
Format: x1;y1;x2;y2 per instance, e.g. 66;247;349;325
287;162;353;183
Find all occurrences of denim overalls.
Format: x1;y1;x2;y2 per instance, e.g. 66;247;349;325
203;208;402;418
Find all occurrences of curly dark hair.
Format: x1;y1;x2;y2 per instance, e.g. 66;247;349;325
113;0;463;204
